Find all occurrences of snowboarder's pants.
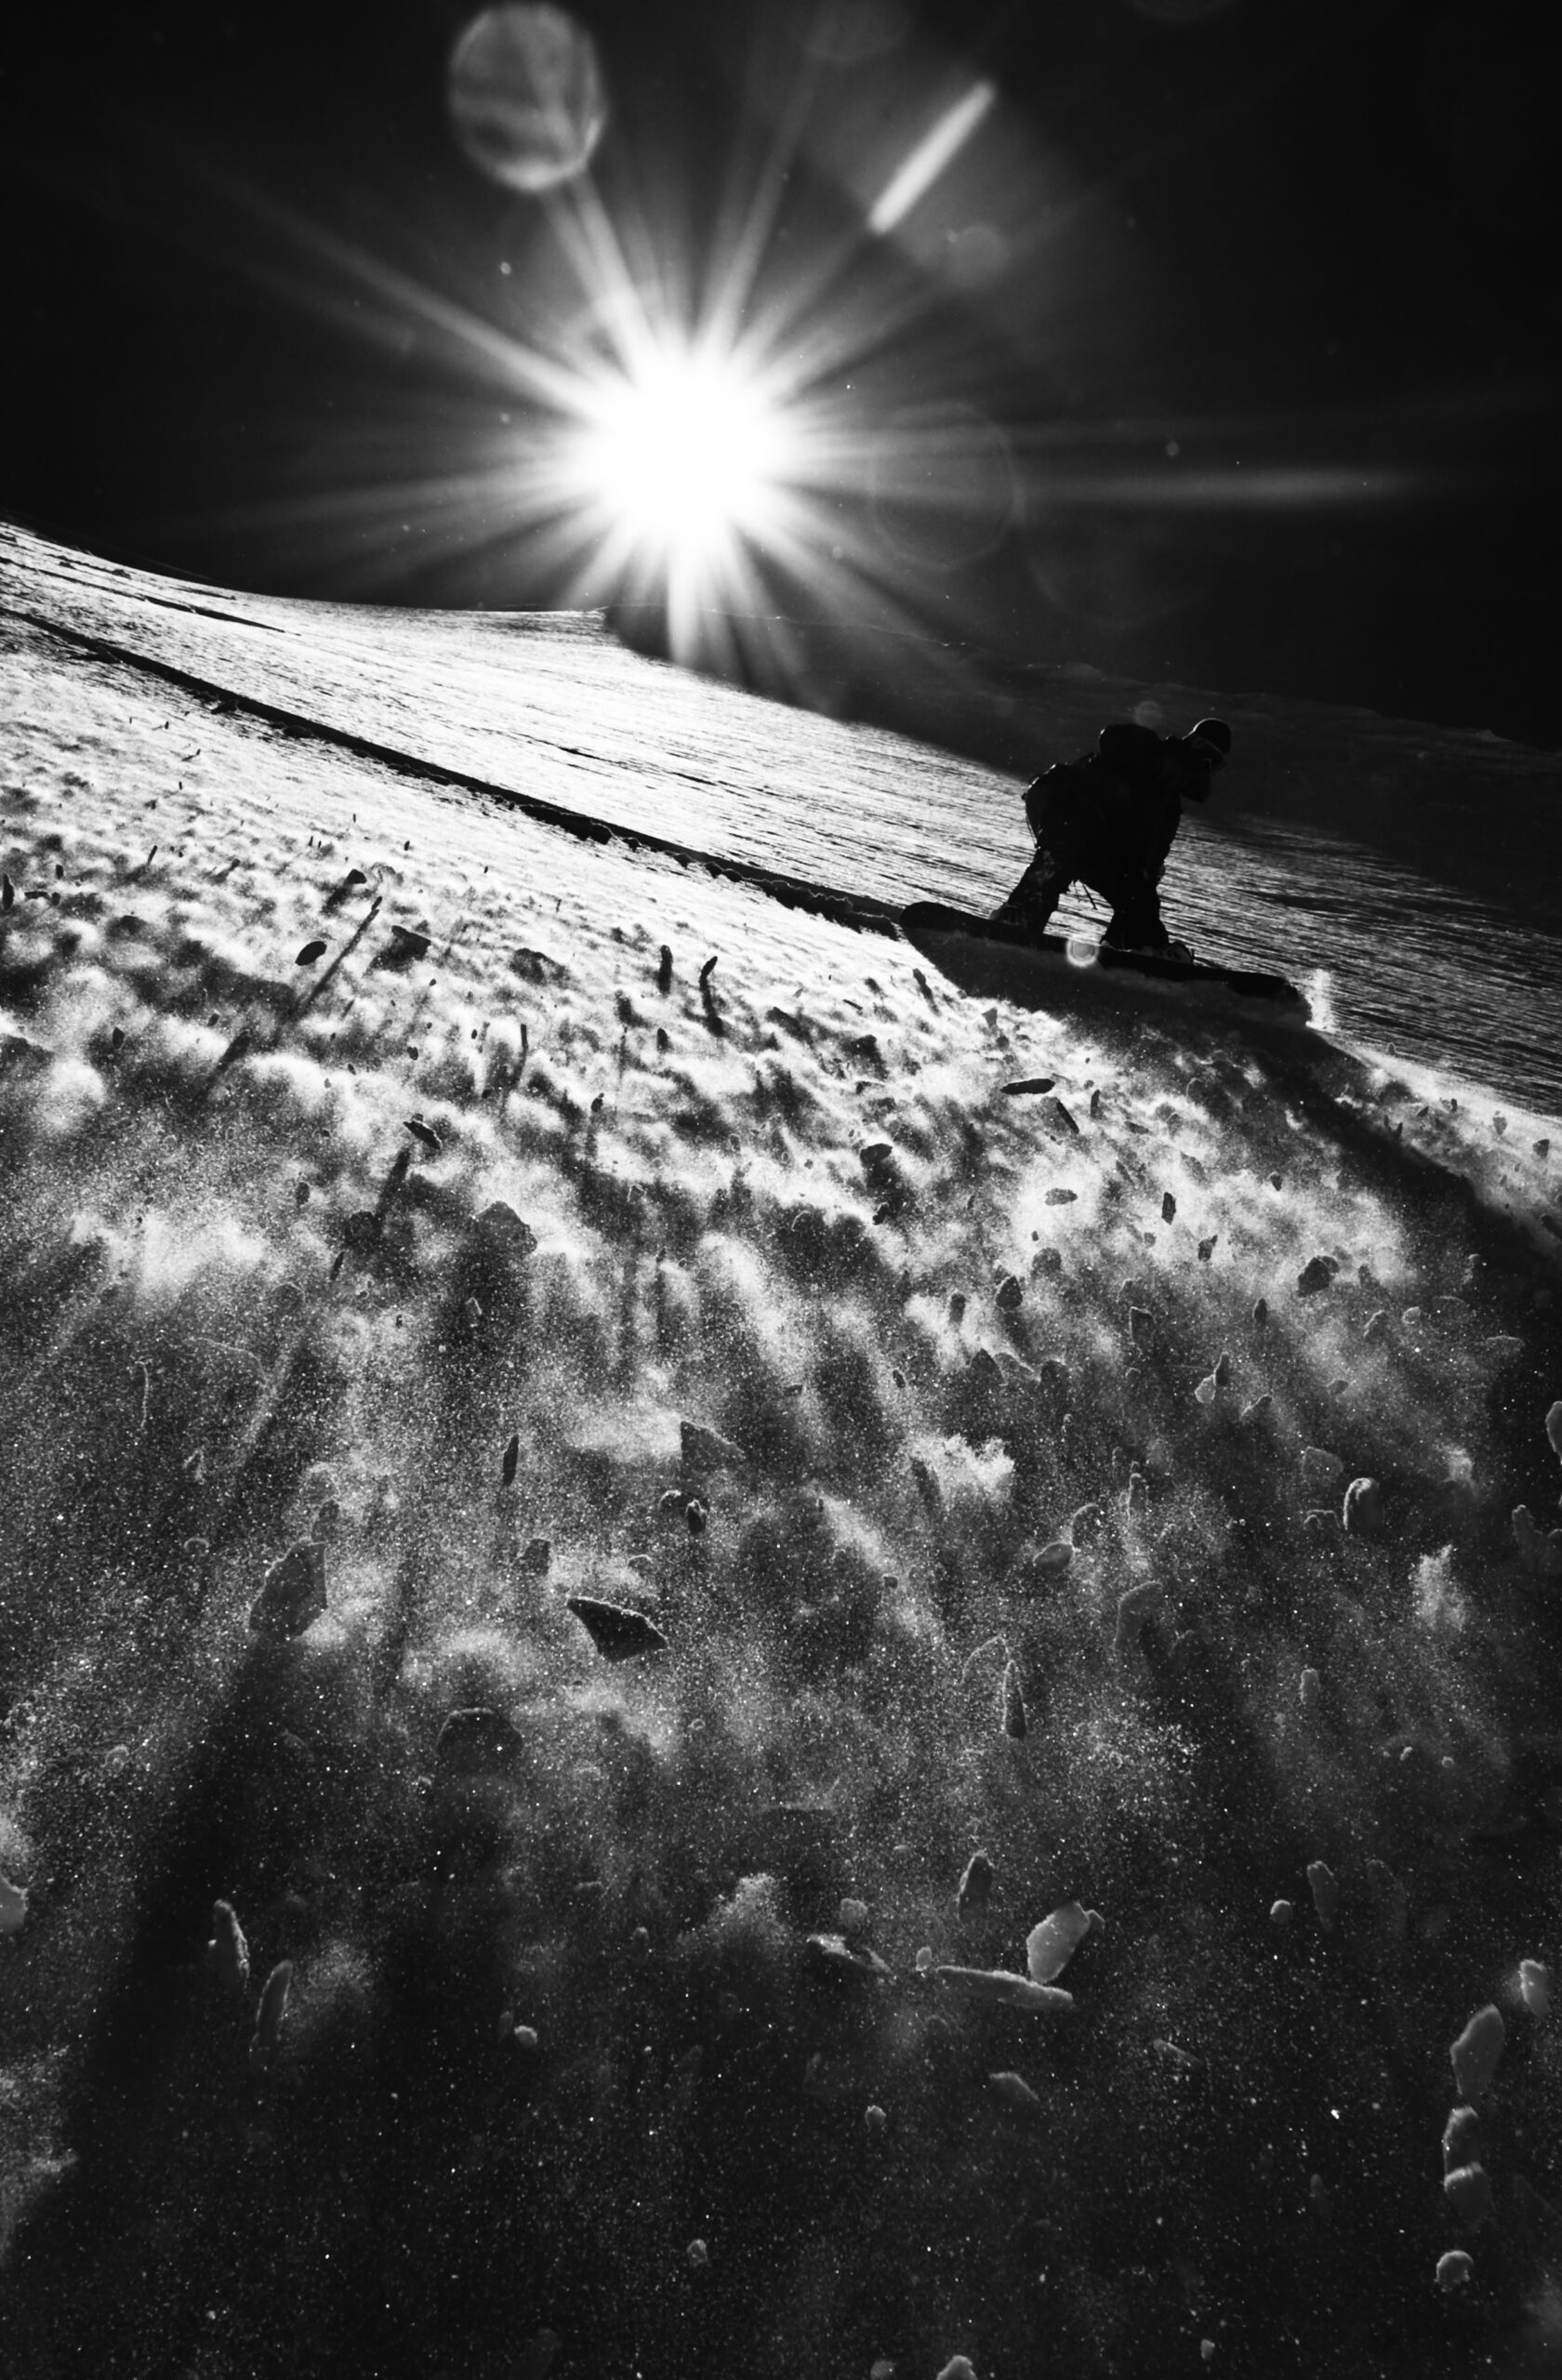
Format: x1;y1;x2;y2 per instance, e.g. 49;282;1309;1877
994;831;1167;949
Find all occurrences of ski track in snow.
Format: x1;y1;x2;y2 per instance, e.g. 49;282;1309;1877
4;525;1558;1119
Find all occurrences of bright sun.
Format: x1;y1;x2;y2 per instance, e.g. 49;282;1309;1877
572;345;793;566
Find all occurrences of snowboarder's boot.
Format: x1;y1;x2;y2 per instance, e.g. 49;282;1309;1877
1103;929;1194;964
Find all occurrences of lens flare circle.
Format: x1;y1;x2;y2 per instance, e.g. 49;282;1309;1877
574;348;794;564
448;5;607;195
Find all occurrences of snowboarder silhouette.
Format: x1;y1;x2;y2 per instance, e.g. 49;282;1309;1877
993;716;1230;960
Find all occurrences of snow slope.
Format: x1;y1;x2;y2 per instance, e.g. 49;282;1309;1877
5;522;1560;1117
2;537;1562;2379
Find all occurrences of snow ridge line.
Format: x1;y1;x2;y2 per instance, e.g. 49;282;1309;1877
3;553;289;636
4;604;906;943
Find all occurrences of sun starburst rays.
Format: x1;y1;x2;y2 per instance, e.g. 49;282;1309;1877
140;41;1028;664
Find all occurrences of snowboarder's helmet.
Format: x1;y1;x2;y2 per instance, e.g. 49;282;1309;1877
1183;717;1231;769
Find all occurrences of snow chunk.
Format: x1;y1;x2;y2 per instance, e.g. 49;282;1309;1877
1342;1476;1383;1535
1450;2004;1505;2103
934;1965;1073;2015
1026;1901;1100;1983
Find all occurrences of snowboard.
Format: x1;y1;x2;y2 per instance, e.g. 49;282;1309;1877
899;900;1309;1016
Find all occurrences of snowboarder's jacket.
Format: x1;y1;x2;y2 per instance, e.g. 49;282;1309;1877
1022;721;1200;882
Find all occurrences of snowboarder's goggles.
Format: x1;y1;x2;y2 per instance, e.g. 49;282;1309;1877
1183;734;1225;769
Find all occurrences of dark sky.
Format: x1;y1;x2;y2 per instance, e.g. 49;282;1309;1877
4;0;1559;741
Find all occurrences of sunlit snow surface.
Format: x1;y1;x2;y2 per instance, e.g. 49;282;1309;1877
2;525;1562;2378
4;524;1557;1116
